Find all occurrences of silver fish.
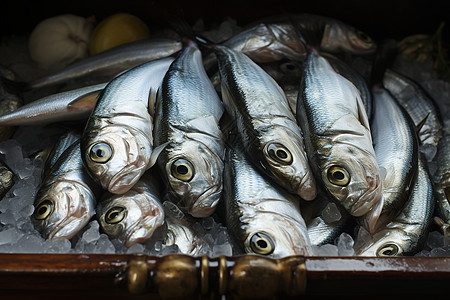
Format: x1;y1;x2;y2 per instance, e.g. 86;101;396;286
0;83;106;126
383;68;443;147
206;13;376;67
296;49;383;227
367;86;419;233
154;41;225;218
223;141;311;257
28;38;182;90
215;45;316;200
97;173;165;247
33;139;100;240
81;57;173;194
354;153;435;256
433;134;450;236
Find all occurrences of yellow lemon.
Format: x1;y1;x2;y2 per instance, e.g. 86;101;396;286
88;13;150;55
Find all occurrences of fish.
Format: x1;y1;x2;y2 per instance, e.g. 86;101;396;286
222;138;311;257
214;44;316;200
301;189;354;246
162;201;206;256
0;82;106;126
432;134;450;237
154;41;225;218
33;139;100;240
366;85;419;233
383;68;443;147
80;57;173;194
24;38;182;90
0;65;23;141
97;172;165;247
0;159;14;200
296;48;383;229
203;13;376;71
354;153;435;256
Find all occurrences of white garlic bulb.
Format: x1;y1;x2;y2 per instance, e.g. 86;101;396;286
28;14;94;69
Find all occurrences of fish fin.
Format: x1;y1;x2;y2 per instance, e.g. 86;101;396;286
356;93;371;131
67;90;101;111
148;86;159;118
361;195;385;234
147;142;169;168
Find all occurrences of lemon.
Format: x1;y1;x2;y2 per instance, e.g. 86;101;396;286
88;13;150;55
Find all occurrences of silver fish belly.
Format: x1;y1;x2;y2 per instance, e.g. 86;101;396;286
81;57;173;194
296;49;382;225
33;140;100;240
223;142;311;258
215;45;316;200
29;38;182;90
367;86;419;233
354;153;435;256
97;172;165;247
154;41;225;218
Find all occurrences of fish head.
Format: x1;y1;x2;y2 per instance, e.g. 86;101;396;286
33;181;95;240
81;121;152;194
162;139;224;218
98;190;165;247
163;218;205;256
319;142;382;217
321;22;376;55
261;127;316;200
354;228;410;257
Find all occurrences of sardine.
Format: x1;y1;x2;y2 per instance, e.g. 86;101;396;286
97;172;165;247
383;68;443;147
154;41;225;218
296;49;383;228
33;139;100;240
0;83;105;126
81;57;173;194
433;134;450;236
0;159;13;199
354;153;435;256
214;45;316;200
204;13;376;68
222;140;311;257
367;86;419;233
27;38;182;90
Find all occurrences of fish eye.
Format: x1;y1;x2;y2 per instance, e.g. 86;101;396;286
171;158;194;182
34;199;54;220
327;165;350;186
105;206;126;224
280;61;299;73
250;232;275;255
89;142;113;163
356;30;373;43
266;143;293;165
377;243;400;256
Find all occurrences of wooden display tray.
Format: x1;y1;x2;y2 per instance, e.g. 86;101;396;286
0;253;449;299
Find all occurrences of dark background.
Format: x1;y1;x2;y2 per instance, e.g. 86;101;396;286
1;0;449;42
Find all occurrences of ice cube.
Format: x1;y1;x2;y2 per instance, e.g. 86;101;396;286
201;217;215;230
94;234;116;254
336;233;355;256
312;244;339;256
426;231;444;249
163;201;185;219
0;227;24;245
321;202;342;223
127;243;145;254
82;221;100;243
212;243;233;257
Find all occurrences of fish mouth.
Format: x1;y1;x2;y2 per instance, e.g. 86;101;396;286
349;176;382;217
48;215;88;240
188;186;221;218
124;210;164;247
292;171;317;201
108;164;146;194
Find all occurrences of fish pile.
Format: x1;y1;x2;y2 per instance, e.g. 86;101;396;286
0;13;449;258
